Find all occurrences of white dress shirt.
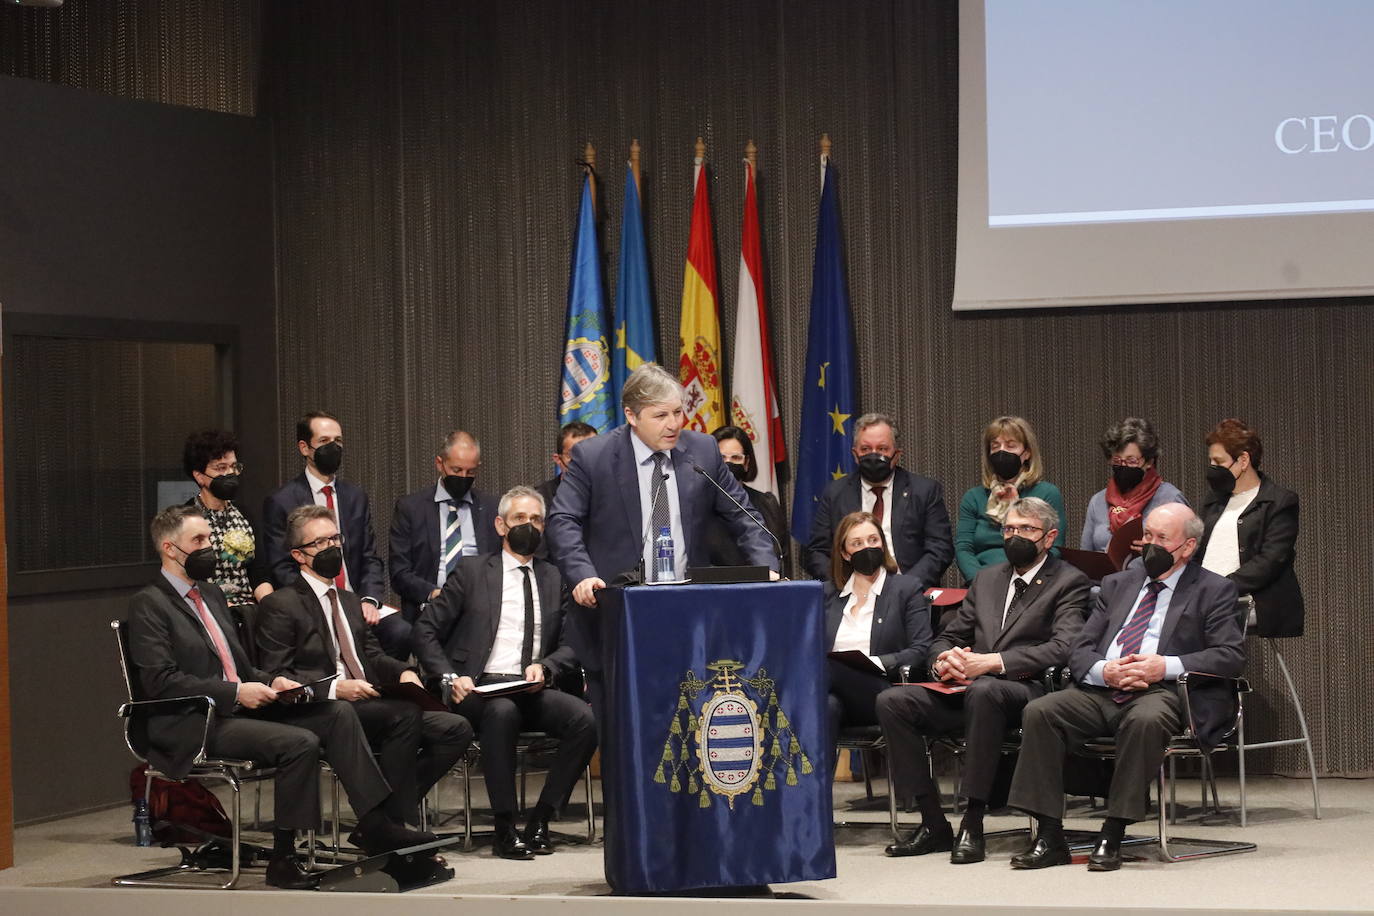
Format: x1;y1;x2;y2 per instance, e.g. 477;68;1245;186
860;476;896;564
832;568;887;671
484;550;543;676
302;571;366;699
1084;564;1187;686
432;480;478;586
305;466;354;592
630;432;686;579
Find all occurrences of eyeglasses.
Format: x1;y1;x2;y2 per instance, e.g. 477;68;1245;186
1109;457;1145;468
295;534;345;552
206;462;245;475
1001;524;1044;537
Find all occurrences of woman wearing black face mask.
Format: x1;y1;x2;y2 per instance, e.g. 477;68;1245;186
955;416;1066;584
1081;417;1188;552
182;429;274;651
705;426;792;576
823;512;932;745
1196;419;1303;637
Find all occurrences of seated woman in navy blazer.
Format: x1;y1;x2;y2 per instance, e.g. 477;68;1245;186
824;511;932;741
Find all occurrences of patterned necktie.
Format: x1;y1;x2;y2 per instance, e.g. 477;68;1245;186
871;485;887;525
188;587;239;683
1002;577;1028;629
442;500;464;579
1112;580;1166;703
649;452;671;542
319;485;348;591
326;588;365;680
519;566;535;672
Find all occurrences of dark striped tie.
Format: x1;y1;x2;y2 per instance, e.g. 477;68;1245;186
1112;580;1166;703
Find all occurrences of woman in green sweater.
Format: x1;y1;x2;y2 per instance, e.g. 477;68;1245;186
954;415;1066;583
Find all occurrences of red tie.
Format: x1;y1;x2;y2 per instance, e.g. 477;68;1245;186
320;485;348;591
188;586;239;683
871;485;887;525
326;588;366;680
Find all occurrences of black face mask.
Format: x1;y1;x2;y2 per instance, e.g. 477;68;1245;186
1111;464;1145;492
308;545;344;580
849;546;886;576
725;462;749;482
856;453;893;484
175;544;218;581
988;449;1024;482
1205;463;1237;497
442;474;474;502
1003;535;1040;569
1141;542;1176;579
207;472;241;501
312;441;343;476
505;522;542;556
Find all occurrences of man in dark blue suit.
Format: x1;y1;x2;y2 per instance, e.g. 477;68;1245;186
803;412;953;586
262;411;387;628
387;430;500;658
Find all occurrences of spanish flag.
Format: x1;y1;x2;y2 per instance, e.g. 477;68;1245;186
678;140;723;432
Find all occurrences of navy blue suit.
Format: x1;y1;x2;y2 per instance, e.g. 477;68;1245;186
389;484;501;622
262;473;386;603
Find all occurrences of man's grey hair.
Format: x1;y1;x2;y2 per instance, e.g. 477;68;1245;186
621;363;685;414
438;429;480;458
1008;496;1058;533
286;503;334;549
498;485;545;519
854;412;900;444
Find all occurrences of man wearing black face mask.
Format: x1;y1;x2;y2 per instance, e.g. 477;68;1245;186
1006;503;1243;872
412;486;595;860
804;412;953;586
262;411;387;630
876;498;1089;863
388;430;501;659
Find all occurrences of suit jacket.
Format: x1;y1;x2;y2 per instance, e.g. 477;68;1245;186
534;475;561;508
703;484;791;575
262;473;386;603
126;575;274;778
930;554;1090;679
411;551;577;680
1073;564;1243;746
254;575;412;687
1197;472;1303;637
389;484;501;621
804;466;954;587
823;573;933;678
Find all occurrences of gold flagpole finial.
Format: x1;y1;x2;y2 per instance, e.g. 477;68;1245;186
745;139;757;167
630;138;642;192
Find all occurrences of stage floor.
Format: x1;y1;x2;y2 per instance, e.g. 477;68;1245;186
1;773;1370;915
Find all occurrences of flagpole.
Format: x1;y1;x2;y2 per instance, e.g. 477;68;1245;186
584;141;598;219
630;138;642;194
693;136;706;186
819;133;830;188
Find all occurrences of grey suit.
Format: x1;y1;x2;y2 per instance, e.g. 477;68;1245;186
875;554;1090;803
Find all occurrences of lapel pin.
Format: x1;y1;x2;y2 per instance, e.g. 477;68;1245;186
1035;579;1043;585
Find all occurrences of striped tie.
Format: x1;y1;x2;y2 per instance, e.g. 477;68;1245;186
1112;580;1166;703
442;500;464;579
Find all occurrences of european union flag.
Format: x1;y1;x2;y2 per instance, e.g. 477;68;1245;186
559;171;614;432
791;159;856;543
611;161;656;418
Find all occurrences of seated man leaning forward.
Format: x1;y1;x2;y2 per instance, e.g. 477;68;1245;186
1006;503;1243;872
877;496;1089;864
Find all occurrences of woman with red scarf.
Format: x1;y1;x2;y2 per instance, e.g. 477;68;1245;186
1080;417;1188;551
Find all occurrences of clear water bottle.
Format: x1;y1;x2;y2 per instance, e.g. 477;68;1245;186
133;797;153;847
653;526;675;582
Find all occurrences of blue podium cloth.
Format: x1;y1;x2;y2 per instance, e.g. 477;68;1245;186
598;581;835;894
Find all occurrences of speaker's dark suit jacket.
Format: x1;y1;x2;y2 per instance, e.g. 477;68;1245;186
254;576;411;686
1198;472;1303;637
804;467;953;587
823;572;933;677
389;484;500;622
262;473;385;603
410;551;577;680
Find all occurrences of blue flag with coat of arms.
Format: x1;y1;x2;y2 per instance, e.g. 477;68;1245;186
559;170;614;432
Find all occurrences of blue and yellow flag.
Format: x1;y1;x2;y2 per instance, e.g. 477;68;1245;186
791;156;856;543
559;170;614;432
611;156;656;418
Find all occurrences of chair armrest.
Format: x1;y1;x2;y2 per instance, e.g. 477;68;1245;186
1178;672;1248;745
117;695;216;718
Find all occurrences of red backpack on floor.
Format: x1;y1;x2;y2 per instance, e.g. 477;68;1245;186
129;764;233;845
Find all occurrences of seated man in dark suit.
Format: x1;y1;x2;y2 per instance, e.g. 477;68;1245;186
1007;503;1243;871
128;505;435;887
412;486;596;860
388;430;501;658
804;412;953;586
534;421;598;508
877;497;1089;863
261;411;387;634
255;505;473;841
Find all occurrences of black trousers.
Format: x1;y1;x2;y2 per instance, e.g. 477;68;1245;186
373;612;413;661
1008;682;1181;822
208;699;390;832
875;677;1043;803
452;683;598;818
826;658;889;740
352;697;474;825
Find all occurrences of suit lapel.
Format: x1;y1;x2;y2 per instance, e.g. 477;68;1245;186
843;474;863;516
888;468;909;535
670;445;699;561
1157;564;1198;651
611;428;644;543
1101;568;1149;651
292;575;332;650
824;591;845;646
152;574;220;659
483;553;505;646
983;564;1017;649
998;557;1057;645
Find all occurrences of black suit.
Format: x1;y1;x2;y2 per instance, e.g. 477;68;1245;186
262;472;386;602
254;576;473;824
703;483;792;577
875;554;1090;803
804;467;953;587
823;572;932;739
127;573;392;830
1009;563;1243;821
387;483;501;655
411;551;596;817
1198;472;1303;637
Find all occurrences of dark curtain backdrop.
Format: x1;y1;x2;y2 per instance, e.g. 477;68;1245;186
2;0;1369;778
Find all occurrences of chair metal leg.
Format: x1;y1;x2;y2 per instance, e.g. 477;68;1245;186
1269;641;1322;820
1155;763;1256;862
462;760;475;852
583;765;596;842
860;749;875;800
331;771;341;855
113;771;246;890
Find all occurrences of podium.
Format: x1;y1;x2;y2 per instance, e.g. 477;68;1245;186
597;581;836;895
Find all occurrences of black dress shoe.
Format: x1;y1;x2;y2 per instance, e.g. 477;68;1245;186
493;825;535;860
265;853;318;889
1087;833;1122;871
1009;836;1072;869
884;822;954;857
360;821;437;856
522;817;554;855
949;826;986;864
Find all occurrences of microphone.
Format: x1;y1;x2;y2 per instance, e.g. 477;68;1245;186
685;456;784;569
620;471;670;587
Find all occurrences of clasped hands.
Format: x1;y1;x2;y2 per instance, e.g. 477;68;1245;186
933;647;1002;684
1103;653;1166;691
